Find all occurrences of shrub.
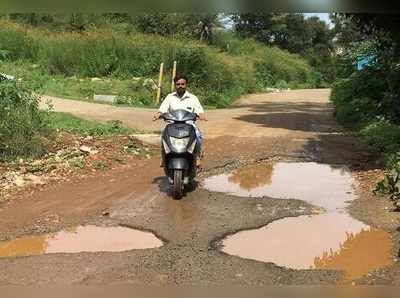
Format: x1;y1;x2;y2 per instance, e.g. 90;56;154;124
359;119;400;154
0;80;49;161
330;69;388;126
375;154;400;208
331;66;400;209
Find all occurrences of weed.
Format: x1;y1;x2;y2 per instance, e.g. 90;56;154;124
0;80;50;161
68;157;85;169
93;160;109;170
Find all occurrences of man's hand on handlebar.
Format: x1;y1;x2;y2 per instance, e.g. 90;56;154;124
153;112;162;121
197;113;208;121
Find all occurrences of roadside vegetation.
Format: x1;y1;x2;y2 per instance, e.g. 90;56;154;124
0;16;317;108
48;113;133;136
0;79;136;161
0;79;49;161
330;14;400;208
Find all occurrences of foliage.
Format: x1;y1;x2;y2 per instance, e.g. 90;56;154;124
210;32;316;89
7;13;133;32
231;13;335;85
131;13;219;40
330;70;388;126
0;49;9;61
232;13;333;54
375;154;400;206
0;20;316;107
330;14;400;207
0;80;50;161
359;120;400;154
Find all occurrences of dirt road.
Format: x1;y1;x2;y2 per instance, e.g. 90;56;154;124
1;89;399;285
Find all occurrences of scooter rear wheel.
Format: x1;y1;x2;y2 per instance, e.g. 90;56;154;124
172;169;183;199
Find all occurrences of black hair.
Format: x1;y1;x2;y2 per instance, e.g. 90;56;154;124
173;74;188;84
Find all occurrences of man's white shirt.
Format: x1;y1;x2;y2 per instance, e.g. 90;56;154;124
158;91;204;115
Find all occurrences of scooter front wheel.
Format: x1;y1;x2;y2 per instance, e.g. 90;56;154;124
172;169;183;200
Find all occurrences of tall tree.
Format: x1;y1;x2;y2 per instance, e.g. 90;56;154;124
232;13;333;55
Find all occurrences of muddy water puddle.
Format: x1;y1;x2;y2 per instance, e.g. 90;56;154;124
222;212;394;280
205;162;395;280
0;225;163;258
203;162;356;210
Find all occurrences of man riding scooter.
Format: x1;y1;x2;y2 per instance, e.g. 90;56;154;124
153;74;207;170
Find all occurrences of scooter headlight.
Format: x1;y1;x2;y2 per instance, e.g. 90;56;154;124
169;137;189;152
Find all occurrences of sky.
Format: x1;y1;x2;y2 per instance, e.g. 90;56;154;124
303;13;333;27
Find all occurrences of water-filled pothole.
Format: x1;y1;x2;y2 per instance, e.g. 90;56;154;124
222;212;393;280
203;162;356;210
0;225;163;258
205;162;395;280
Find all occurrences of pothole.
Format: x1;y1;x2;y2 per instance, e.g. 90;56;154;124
0;225;163;258
203;162;356;210
222;212;393;281
206;162;395;281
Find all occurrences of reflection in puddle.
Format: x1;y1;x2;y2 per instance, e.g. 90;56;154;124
228;163;274;191
314;226;393;280
222;213;394;280
0;225;163;258
203;162;356;211
209;162;395;280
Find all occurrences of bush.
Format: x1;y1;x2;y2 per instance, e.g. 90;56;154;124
359;119;400;154
330;68;389;126
254;48;314;88
0;80;49;161
331;66;400;209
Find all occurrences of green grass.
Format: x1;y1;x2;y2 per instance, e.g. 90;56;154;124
0;20;317;108
0;61;158;107
48;112;135;136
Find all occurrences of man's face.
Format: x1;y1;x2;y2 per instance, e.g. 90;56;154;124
175;78;187;95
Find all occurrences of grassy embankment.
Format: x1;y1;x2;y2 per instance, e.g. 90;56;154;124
0;20;317;108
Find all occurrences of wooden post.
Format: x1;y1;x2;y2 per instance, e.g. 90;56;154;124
171;61;177;92
156;62;164;104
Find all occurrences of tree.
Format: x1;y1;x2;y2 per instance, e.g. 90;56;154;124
232;13;333;55
232;13;335;84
